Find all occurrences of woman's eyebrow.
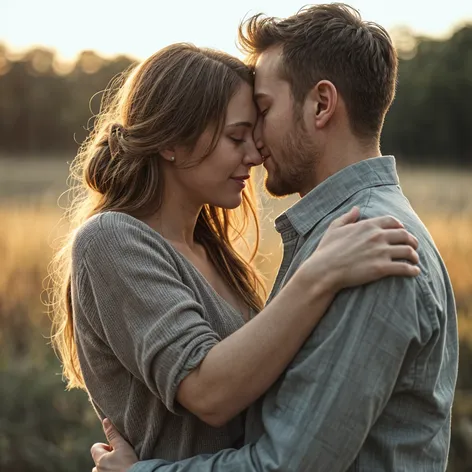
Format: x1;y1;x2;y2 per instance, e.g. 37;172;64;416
226;121;254;128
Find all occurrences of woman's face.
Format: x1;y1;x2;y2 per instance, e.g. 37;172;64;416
170;82;263;209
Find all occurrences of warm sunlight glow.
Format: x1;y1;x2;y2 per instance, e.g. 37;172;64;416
2;0;471;61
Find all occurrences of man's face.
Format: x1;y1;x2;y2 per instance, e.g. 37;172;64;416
254;46;317;197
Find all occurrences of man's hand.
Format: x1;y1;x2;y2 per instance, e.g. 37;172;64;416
91;419;138;472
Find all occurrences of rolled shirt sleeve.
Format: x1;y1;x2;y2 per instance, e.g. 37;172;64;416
73;213;221;414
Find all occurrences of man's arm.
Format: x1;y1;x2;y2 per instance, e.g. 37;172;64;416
121;275;431;472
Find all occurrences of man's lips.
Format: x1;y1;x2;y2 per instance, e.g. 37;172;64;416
262;155;271;167
232;175;250;180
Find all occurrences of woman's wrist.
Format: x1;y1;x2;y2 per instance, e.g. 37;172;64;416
294;253;339;303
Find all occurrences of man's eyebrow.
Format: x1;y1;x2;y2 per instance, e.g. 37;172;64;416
225;121;254;128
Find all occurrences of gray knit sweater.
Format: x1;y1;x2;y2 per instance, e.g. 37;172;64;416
71;211;246;460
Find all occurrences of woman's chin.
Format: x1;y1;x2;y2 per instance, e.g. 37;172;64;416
208;195;243;210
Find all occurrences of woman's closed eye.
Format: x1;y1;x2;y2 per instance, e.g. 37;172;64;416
230;137;246;144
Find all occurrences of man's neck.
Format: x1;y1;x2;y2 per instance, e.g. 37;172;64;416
300;138;381;197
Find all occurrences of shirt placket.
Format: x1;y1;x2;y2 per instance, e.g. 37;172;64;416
267;228;300;304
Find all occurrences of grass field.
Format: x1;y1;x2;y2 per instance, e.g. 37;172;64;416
1;157;471;471
1;158;471;336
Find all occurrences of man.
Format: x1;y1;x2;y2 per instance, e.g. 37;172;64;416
92;3;458;471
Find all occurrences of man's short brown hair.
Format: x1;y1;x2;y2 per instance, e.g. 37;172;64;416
238;3;398;140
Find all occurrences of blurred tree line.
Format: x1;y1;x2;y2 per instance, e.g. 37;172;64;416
0;24;471;164
1;26;472;472
0;45;134;156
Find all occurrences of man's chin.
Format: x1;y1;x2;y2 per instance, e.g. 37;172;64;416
264;176;294;198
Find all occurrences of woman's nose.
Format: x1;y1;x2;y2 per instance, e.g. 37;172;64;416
244;143;264;167
253;118;265;152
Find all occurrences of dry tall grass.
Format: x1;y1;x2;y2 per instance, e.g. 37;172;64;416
0;160;471;471
0;164;471;345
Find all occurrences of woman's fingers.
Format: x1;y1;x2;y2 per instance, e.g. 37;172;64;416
329;206;360;228
384;228;419;249
384;262;421;277
388;245;420;265
369;215;404;230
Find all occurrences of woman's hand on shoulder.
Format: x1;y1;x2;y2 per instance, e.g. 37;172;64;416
300;207;420;292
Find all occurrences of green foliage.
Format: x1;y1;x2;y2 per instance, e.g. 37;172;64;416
0;24;471;471
2;331;471;471
449;343;472;472
0;25;471;165
0;46;136;154
0;351;104;472
382;25;472;164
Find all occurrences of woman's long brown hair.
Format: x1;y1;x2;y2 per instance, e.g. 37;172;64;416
48;43;266;390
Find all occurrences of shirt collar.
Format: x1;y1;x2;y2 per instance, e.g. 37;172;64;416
274;156;400;236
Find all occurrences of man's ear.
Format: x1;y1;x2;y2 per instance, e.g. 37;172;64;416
309;80;337;129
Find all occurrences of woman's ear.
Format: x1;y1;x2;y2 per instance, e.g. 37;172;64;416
160;149;176;163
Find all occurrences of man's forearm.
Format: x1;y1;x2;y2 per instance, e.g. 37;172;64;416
129;276;421;472
129;445;256;472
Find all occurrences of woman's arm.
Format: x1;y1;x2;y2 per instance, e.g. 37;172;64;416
176;209;420;426
77;210;417;427
89;210;421;472
177;261;333;427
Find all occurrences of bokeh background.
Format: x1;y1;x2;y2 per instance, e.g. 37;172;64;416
1;1;472;471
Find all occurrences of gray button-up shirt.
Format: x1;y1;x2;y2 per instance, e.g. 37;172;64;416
132;156;458;472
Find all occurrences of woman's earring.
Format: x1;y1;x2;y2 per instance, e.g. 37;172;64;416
170;156;175;162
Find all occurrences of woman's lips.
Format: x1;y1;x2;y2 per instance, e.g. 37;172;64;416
231;176;249;188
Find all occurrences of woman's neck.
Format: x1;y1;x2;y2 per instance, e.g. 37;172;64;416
144;187;203;250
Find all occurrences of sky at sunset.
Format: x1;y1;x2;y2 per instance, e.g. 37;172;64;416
2;0;472;61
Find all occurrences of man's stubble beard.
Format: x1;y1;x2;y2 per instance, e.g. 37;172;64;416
264;118;319;198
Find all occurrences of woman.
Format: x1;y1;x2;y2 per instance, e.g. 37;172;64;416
50;43;419;463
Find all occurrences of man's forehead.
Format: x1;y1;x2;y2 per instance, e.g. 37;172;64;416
254;47;284;92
